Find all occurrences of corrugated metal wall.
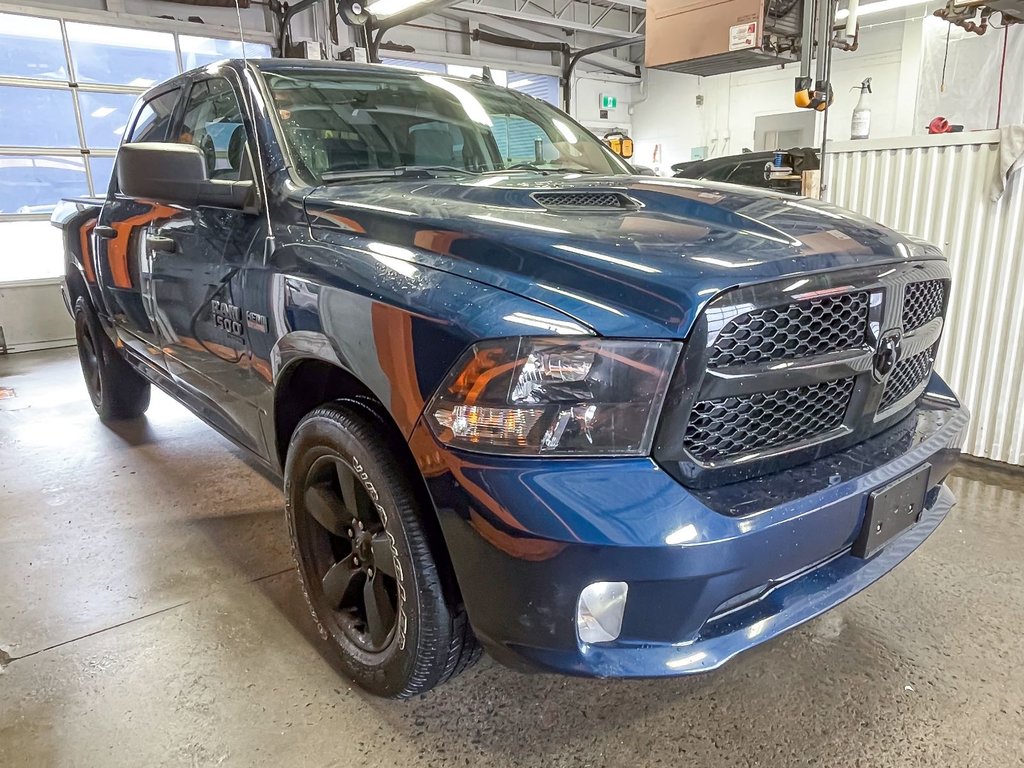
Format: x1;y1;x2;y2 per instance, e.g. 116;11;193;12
827;135;1024;465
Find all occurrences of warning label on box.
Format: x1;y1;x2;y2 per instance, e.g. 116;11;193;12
729;22;758;51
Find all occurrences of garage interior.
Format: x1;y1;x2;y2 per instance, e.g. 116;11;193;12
2;0;1024;765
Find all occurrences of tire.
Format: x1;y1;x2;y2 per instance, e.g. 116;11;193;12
74;296;151;421
285;402;479;698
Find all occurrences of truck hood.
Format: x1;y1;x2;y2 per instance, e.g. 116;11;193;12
304;174;940;338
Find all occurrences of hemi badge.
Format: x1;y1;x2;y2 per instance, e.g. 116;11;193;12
246;311;268;333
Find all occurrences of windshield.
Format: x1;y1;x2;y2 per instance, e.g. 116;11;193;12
261;68;632;182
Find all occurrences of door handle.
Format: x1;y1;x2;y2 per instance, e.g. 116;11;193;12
94;225;116;239
147;235;177;253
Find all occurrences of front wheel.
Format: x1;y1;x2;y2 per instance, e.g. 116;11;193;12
285;402;479;698
74;297;150;421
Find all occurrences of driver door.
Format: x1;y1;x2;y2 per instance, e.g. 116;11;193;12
146;75;268;454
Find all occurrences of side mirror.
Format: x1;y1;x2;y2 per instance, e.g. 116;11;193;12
117;142;253;210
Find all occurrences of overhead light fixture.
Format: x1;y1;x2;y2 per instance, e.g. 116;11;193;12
508;78;534;89
364;0;429;18
835;0;933;21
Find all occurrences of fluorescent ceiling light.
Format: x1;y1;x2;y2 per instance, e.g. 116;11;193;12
835;0;932;20
90;106;117;119
365;0;428;17
508;78;534;89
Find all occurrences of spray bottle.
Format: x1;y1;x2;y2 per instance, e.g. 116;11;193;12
851;78;872;140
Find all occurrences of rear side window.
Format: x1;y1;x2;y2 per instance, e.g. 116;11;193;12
727;160;768;187
180;77;249;181
701;163;739;183
127;89;180;143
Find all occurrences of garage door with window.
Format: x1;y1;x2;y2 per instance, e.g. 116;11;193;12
0;12;269;284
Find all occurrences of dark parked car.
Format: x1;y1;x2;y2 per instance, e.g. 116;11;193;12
52;60;967;698
673;149;818;194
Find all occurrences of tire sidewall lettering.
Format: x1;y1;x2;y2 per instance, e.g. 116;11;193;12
352;455;408;651
285;483;331;643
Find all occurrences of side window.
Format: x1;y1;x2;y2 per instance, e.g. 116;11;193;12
727;160;769;187
127;89;181;144
179;78;249;181
490;115;553;164
701;163;739;183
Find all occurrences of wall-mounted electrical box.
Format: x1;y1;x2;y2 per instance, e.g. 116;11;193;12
645;0;803;76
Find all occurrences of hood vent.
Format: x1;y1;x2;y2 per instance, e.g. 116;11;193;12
531;191;638;211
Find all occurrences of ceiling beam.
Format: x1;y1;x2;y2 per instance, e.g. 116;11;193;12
453;3;639;38
599;0;646;9
438;10;642;76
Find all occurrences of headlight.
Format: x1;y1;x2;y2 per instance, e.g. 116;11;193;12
426;337;681;456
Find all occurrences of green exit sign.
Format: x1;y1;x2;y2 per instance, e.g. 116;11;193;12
600;93;618;110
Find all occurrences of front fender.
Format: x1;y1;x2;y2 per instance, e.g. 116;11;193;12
264;247;593;441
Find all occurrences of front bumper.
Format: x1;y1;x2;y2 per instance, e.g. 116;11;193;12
410;375;968;678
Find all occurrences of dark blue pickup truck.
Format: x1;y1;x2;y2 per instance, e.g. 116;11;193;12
51;59;968;698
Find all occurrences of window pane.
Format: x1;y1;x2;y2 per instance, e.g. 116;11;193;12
181;79;248;180
0;87;79;147
89;155;116;196
703;164;739;182
127;89;180;143
67;22;177;87
379;57;446;74
446;65;507;86
0;13;68;81
78;91;139;149
0;220;64;281
727;161;768;187
0;155;87;214
179;35;270;70
508;72;559;106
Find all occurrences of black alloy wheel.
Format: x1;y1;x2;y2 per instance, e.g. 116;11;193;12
298;453;400;652
285;401;480;698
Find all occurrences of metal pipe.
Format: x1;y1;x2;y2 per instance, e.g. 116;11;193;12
278;0;321;52
819;0;835;198
371;0;463;32
470;28;568;52
562;35;643;112
799;0;815;81
844;0;860;39
815;0;833;84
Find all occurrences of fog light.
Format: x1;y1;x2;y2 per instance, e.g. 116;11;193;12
576;581;628;644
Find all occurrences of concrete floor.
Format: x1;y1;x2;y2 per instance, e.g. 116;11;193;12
2;348;1023;768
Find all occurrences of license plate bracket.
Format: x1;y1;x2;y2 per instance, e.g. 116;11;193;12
852;464;931;559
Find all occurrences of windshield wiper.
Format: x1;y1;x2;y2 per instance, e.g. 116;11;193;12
320;165;477;183
482;164;600;176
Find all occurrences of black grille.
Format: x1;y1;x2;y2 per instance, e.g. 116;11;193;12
709;292;869;368
880;348;934;411
532;191;634;210
903;280;945;332
684;378;855;462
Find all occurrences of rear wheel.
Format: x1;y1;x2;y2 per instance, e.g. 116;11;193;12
285;402;479;698
74;297;150;421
